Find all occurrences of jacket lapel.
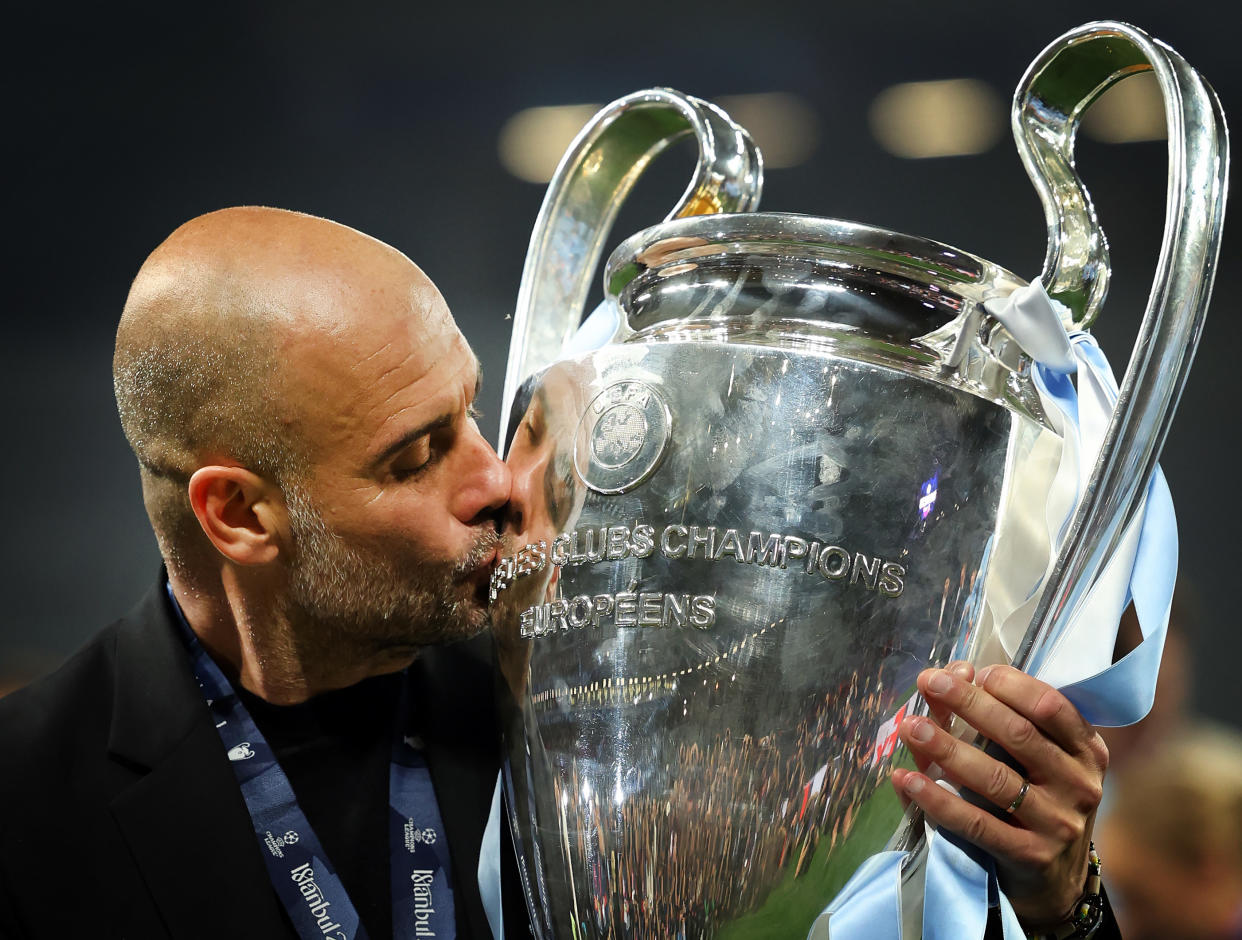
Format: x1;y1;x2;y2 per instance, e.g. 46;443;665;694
105;582;290;937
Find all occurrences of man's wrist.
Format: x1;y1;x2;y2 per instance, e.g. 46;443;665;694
1023;843;1104;940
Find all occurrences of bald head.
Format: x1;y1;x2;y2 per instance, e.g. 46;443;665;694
114;206;446;577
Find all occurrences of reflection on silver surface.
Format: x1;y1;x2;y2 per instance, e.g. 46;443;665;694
496;338;1033;937
495;22;1228;940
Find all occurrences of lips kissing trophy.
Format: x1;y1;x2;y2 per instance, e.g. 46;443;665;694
488;21;1227;939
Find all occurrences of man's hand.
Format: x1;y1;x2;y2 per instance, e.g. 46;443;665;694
890;662;1109;928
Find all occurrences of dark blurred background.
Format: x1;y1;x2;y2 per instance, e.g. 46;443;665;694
5;2;1238;728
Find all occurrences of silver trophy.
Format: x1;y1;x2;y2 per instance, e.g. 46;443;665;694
491;22;1227;939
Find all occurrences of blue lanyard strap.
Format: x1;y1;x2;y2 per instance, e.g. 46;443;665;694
167;587;456;939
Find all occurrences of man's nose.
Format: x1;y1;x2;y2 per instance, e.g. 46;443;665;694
501;451;537;539
455;423;511;525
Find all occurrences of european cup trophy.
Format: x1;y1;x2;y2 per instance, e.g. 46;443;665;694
489;22;1227;938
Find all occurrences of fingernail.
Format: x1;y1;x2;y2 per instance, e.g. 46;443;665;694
904;775;925;795
927;670;952;694
911;720;934;743
950;662;973;679
976;666;994;686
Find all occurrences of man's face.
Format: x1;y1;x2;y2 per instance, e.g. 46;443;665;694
503;365;585;550
276;270;510;654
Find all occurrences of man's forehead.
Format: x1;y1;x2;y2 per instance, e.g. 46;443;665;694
289;309;474;440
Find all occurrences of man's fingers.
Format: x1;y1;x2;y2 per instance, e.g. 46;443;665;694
926;661;973;730
890;775;914;811
898;715;1056;824
946;661;975;683
899;665;1106;928
891;767;1042;862
974;665;1108;769
917;667;1072;779
893;763;1094;924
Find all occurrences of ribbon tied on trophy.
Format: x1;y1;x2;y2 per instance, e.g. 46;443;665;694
810;281;1180;940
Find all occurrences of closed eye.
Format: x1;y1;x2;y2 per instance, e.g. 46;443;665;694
390;435;434;480
385;415;455;481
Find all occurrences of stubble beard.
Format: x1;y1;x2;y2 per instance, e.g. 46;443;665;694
280;481;500;659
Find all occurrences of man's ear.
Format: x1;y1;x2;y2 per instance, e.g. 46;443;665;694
187;466;286;566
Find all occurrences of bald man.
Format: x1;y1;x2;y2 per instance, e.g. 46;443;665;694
0;207;526;939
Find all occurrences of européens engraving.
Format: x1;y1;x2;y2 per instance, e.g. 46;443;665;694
519;591;716;639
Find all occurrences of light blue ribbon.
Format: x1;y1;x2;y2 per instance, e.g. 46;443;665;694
923;830;992;940
480;778;505;939
1029;336;1174;728
920;830;1031;940
808;851;906;940
814;287;1176;938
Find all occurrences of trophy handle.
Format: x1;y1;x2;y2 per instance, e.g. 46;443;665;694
1008;21;1229;667
498;88;763;444
889;20;1228;859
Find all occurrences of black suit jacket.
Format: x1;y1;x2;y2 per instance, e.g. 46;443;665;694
0;581;530;939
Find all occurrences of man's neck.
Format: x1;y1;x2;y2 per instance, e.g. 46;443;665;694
167;571;416;705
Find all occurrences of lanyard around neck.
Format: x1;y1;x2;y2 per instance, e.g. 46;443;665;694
167;586;457;939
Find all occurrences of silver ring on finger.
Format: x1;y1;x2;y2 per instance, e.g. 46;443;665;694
1005;777;1030;815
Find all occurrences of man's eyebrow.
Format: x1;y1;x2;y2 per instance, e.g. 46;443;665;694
372;360;482;470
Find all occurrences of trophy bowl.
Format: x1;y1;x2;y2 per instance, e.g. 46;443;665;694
493;214;1043;938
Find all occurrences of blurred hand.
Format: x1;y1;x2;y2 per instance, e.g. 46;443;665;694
891;663;1108;928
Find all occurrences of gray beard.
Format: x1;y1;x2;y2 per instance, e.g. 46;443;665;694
280;480;499;658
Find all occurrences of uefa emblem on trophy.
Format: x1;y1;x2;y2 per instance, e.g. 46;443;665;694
489;21;1227;938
